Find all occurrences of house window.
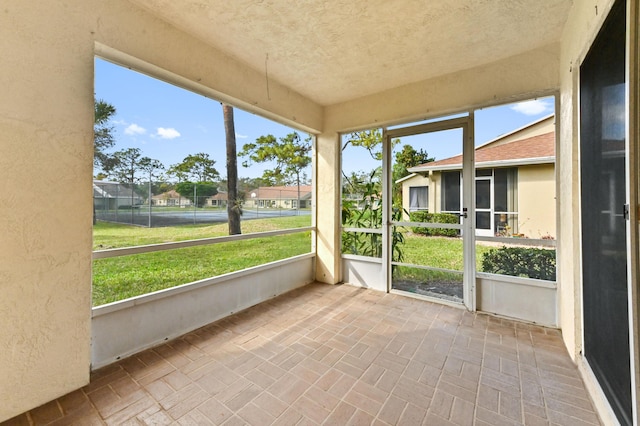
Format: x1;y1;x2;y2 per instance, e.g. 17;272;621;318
493;168;518;235
441;168;519;234
442;171;461;212
409;186;428;211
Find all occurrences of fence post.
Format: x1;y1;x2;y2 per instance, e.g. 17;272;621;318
148;178;152;228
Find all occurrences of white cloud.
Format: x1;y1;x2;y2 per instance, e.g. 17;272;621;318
124;123;146;135
510;99;552;116
235;133;248;139
124;123;147;136
156;127;181;139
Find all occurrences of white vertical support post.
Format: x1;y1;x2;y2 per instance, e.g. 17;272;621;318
462;113;476;311
554;93;562;330
382;128;391;292
115;183;119;222
311;134;318;258
148;171;152;228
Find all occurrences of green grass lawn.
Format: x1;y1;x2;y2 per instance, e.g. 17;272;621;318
94;215;311;249
93;220;553;307
402;234;493;271
92;217;311;306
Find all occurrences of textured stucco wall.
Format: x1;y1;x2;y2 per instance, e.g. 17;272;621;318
558;0;617;362
0;3;95;420
0;0;321;421
325;43;561;133
557;2;627;423
518;164;556;239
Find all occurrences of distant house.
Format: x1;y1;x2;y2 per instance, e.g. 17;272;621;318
246;185;312;209
151;190;191;207
93;180;144;209
206;191;228;207
401;115;556;238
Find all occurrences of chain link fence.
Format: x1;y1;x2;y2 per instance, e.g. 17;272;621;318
93;181;311;227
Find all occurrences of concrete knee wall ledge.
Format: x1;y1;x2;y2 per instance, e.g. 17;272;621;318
91;254;315;369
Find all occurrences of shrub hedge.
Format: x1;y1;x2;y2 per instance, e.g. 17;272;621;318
481;246;556;281
410;211;460;237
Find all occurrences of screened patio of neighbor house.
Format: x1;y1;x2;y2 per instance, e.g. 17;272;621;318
1;1;639;425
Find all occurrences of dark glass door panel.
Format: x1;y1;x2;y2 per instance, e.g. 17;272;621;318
580;1;630;423
476;212;491;230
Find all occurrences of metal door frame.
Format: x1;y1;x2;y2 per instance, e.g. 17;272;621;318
382;115;476;310
475;174;494;237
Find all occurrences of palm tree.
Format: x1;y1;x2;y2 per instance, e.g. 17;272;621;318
223;103;241;235
94;99;116;224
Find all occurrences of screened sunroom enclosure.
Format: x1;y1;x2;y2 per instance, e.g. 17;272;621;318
2;1;639;424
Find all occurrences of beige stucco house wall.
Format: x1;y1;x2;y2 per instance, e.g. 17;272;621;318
398;173;430;218
518;164;556;238
400;164;556;238
0;0;637;422
485;115;555;148
400;117;557;238
557;0;613;364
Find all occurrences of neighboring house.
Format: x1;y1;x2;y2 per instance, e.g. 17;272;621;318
151;190;191;207
93;180;145;209
206;191;227;207
401;115;556;238
246;185;312;209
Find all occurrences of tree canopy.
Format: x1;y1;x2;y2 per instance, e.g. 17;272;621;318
392;144;434;206
392;144;434;182
239;132;312;187
110;147;143;185
342;129;384;161
175;182;218;207
139;157;165;181
341;129;390;195
169;153;219;183
94;99;117;174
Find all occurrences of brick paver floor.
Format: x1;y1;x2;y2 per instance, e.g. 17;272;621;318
2;283;601;425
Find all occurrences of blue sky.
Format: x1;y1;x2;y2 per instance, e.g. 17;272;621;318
95;58;299;180
95;58;555;180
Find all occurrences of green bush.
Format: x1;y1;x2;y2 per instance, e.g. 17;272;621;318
410;211;460;237
481;246;556;281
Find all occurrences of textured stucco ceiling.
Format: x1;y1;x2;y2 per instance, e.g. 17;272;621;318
128;0;573;106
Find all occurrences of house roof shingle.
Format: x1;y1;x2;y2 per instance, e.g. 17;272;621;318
151;189;182;200
409;131;555;172
93;181;142;199
249;185;312;200
210;192;228;200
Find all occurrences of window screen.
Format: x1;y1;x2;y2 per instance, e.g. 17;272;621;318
442;171;461;212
